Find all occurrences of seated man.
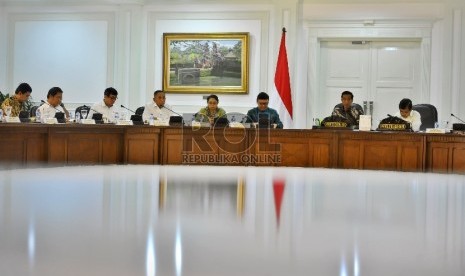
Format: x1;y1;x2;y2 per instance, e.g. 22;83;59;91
1;83;32;117
37;87;69;122
142;89;175;122
88;87;120;122
394;98;422;132
332;91;364;127
246;92;283;128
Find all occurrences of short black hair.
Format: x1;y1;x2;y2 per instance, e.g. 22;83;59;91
256;92;269;101
47;87;63;98
104;87;118;97
341;91;353;99
207;94;219;103
399;98;413;110
154;90;164;96
15;83;32;94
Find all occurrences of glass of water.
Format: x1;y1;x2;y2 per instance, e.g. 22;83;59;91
81;109;88;120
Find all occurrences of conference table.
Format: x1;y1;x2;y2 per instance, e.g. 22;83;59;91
0;123;464;174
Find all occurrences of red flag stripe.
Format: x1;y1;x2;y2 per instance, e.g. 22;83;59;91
275;28;293;119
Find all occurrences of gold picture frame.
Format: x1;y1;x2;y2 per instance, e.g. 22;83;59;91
163;32;249;94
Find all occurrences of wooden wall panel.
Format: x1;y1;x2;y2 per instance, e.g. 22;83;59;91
451;147;465;174
400;146;421;172
1;124;465;174
310;142;330;168
339;141;361;169
429;146;449;173
363;144;397;171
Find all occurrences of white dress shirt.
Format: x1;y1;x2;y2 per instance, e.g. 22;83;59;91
88;101;120;123
394;110;422;131
142;102;175;122
37;103;65;120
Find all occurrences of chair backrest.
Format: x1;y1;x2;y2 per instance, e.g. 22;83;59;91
135;106;145;116
30;105;39;117
75;105;90;119
412;104;438;130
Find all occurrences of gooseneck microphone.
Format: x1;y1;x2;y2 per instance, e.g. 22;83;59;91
82;105;101;115
41;100;64;113
162;105;182;117
120;105;136;114
451;113;465;124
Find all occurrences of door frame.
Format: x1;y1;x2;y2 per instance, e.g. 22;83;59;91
304;20;433;128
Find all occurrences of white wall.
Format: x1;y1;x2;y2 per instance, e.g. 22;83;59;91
0;0;464;128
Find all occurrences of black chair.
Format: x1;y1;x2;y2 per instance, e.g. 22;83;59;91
412;104;438;131
135;106;145;116
75;105;90;119
30;105;39;117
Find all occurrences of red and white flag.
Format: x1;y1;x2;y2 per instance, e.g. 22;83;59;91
275;28;293;120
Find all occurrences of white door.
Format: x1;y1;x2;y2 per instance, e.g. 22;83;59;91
318;40;421;125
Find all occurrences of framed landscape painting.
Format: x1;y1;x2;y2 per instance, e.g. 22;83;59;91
163;32;249;94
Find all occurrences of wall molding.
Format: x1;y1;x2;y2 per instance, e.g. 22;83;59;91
304;19;435;128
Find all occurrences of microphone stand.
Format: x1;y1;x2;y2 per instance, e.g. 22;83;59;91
120;105;136;114
161;105;182;117
82;105;102;119
451;113;465;124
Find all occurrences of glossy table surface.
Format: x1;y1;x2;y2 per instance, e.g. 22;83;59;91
1;165;464;275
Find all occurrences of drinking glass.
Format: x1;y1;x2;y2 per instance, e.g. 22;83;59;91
81;110;88;119
5;106;12;117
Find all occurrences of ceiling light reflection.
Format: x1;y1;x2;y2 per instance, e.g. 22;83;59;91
146;228;156;276
175;226;182;276
27;218;35;268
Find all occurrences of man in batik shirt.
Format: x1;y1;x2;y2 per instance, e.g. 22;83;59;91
1;83;32;117
332;90;364;127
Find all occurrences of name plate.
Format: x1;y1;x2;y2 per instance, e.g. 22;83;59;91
45;118;58;124
323;121;348;128
116;120;133;125
229;122;245;128
81;119;96;125
152;120;169;126
191;121;201;128
378;123;408;130
5;116;21;123
426;128;446;134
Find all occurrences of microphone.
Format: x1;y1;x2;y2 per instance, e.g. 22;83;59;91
162;105;182;117
120;105;136;114
41;100;64;113
82;105;101;115
451;113;465;124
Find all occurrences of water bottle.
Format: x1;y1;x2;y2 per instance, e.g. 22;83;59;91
75;112;81;123
36;108;41;123
149;114;154;125
113;111;120;123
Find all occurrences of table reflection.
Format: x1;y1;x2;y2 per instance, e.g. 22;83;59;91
0;166;463;275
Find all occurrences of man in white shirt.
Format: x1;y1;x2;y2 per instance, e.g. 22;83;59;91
37;87;69;122
394;98;422;131
142;90;175;122
88;87;120;123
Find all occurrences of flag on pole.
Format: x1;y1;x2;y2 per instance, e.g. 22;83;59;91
275;27;293;119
